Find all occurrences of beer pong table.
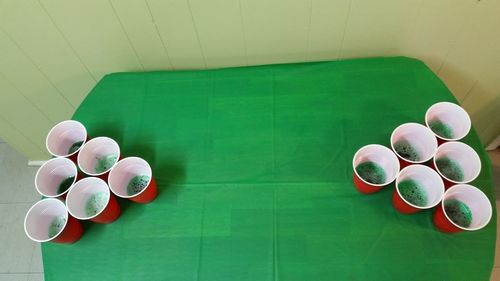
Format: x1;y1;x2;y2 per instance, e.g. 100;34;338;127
42;57;496;280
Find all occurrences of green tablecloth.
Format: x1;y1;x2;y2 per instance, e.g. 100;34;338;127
42;57;496;281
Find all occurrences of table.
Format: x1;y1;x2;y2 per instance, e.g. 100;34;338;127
42;57;496;280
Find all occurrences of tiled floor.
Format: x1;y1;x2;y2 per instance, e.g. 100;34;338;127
0;140;499;281
0;140;43;281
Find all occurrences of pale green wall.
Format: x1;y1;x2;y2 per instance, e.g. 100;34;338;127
0;0;499;159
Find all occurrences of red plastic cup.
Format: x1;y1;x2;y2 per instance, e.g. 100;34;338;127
432;142;481;189
352;144;400;194
108;157;157;203
390;123;437;168
66;177;120;223
24;198;82;244
77;137;120;180
425;102;471;144
433;184;492;233
392;164;444;214
35;157;79;198
46;120;87;163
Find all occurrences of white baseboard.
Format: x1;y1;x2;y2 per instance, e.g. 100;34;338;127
27;160;48;166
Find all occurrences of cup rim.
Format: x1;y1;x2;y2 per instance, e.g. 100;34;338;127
108;157;153;199
433;141;481;184
24;198;69;243
45;120;87;157
390;122;437;164
66;177;111;220
424;101;471;141
34;157;77;198
352;144;400;187
395;164;444;209
441;184;492;231
77;136;120;176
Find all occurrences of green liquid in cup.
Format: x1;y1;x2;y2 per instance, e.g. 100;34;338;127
57;176;75;194
429;120;454;139
68;141;84;154
398;179;428;207
355;161;386;184
444;199;472;228
394;140;420;162
127;175;150;196
48;216;67;238
85;192;109;217
94;154;118;174
436;157;464;182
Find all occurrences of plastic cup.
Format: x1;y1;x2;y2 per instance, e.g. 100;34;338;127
77;137;120;180
35;157;79;198
66;177;120;223
392;164;444;214
390;123;437;168
425;102;471;143
46;120;87;163
24;198;82;243
352;144;400;194
433;184;492;233
108;157;158;203
432;142;481;188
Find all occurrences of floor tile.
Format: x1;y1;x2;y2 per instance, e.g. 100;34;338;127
27;273;44;281
0;274;29;281
491;267;500;281
29;243;43;273
0;144;40;204
0;204;36;273
0;273;43;281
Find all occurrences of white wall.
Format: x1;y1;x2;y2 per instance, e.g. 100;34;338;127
0;0;498;159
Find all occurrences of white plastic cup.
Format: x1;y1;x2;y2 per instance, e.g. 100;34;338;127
393;164;444;214
24;198;82;243
433;141;481;188
425;102;471;142
352;144;400;194
77;137;120;177
108;157;157;203
66;177;120;223
434;184;492;233
390;123;437;167
46;120;87;159
35;157;78;198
